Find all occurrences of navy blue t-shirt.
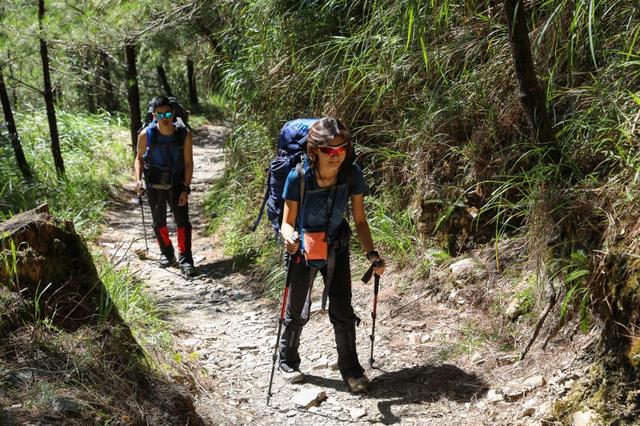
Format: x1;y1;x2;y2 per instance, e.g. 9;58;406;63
144;124;185;171
282;163;367;241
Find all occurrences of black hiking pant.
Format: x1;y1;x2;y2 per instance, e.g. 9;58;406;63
278;247;365;381
147;185;193;266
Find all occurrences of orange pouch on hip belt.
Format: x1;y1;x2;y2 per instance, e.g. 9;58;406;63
303;231;328;261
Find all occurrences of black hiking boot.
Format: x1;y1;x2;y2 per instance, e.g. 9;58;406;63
159;253;176;268
180;263;197;277
346;373;370;393
279;362;304;384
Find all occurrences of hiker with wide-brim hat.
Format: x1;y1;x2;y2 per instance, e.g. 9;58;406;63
133;95;197;277
279;117;385;392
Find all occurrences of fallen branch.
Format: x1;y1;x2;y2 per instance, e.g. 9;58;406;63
520;278;557;360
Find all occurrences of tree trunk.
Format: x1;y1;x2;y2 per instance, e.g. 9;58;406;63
125;42;141;156
156;64;173;97
83;50;96;113
7;50;18;107
187;58;199;112
38;0;65;178
504;0;557;160
0;67;32;180
99;50;118;112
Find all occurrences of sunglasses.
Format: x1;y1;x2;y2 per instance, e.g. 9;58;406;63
317;143;349;157
155;111;173;120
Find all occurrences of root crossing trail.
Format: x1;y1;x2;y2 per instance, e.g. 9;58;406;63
99;124;588;425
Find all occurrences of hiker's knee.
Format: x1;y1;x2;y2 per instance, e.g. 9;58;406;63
328;296;357;330
285;309;309;328
327;250;352;298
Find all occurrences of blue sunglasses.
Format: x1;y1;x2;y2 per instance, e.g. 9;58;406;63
155;111;173;120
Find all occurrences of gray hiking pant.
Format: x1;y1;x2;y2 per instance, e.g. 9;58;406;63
278;248;364;381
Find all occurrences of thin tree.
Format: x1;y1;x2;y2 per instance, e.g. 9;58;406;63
125;41;141;156
82;50;96;113
7;50;18;106
504;0;563;360
99;50;118;112
503;0;559;162
38;0;65;177
156;64;173;97
0;66;32;180
186;57;199;112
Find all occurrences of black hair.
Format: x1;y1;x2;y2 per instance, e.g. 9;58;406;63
306;117;353;168
151;96;172;111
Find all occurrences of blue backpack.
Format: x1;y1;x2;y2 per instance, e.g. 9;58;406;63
252;119;319;236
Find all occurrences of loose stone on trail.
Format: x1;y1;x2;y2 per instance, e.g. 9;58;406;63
291;388;327;408
502;375;546;401
349;406;366;419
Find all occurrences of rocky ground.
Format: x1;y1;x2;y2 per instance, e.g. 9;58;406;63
98;123;596;425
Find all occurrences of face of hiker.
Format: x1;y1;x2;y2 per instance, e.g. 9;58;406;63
154;106;174;127
315;136;347;172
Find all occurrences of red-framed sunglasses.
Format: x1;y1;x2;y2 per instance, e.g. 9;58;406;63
317;143;349;157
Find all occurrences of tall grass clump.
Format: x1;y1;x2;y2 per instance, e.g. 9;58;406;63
94;252;170;350
0;110;130;236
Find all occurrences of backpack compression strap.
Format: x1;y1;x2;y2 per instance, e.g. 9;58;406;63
251;167;271;232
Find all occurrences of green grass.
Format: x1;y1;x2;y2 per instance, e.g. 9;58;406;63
94;252;170;350
0;110;130;237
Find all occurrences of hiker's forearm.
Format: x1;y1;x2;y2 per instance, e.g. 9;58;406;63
134;158;143;181
183;162;193;186
281;222;296;241
354;221;375;254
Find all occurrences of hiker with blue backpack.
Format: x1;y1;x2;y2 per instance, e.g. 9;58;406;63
134;96;197;277
273;117;386;393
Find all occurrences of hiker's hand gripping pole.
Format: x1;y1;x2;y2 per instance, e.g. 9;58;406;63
267;250;297;405
362;260;384;367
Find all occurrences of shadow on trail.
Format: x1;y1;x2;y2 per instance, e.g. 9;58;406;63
191;125;228;148
306;363;488;425
197;255;255;279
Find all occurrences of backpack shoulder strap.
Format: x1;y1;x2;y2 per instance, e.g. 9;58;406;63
296;163;306;202
295;162;306;232
171;124;188;146
146;125;158;148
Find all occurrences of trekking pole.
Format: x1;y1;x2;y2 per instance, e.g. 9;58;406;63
267;250;296;405
361;260;384;367
138;193;149;252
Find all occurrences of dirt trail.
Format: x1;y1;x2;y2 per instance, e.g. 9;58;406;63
99;124;590;425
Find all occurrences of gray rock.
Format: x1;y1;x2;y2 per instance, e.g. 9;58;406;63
502;375;546;401
449;258;478;276
471;351;485;365
505;298;523;320
310;302;326;314
52;397;82;415
486;389;504;403
292;388;327;408
572;409;602;426
285;410;297;417
521;407;535;417
5;370;33;386
311;357;329;370
349;407;366;419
